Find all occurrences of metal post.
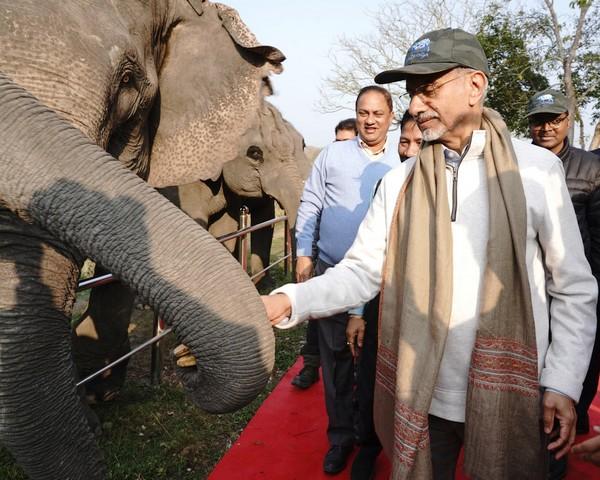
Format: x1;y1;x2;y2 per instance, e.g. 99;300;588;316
150;313;165;385
284;217;291;276
77;326;173;387
238;206;250;271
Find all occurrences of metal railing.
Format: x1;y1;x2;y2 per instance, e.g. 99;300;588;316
76;208;292;388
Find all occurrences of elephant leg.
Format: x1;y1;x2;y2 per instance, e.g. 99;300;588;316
159;184;214;230
208;209;239;254
73;268;134;402
0;209;105;479
249;200;275;288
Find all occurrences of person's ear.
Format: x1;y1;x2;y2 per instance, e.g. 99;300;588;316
468;71;488;107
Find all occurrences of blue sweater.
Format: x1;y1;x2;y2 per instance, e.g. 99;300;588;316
296;137;399;266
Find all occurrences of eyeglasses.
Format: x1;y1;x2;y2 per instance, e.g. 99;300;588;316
405;71;471;99
529;113;569;128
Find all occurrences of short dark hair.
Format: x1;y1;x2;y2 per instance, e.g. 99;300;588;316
335;118;358;135
355;85;393;112
400;110;416;130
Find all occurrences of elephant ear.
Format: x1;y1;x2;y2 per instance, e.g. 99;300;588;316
215;3;285;73
259;101;294;160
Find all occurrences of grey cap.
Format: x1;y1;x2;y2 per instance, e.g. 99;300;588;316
374;28;490;84
527;89;568;117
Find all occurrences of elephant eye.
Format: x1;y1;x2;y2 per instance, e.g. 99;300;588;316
246;146;264;162
121;73;132;85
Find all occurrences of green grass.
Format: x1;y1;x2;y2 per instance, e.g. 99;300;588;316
0;257;305;479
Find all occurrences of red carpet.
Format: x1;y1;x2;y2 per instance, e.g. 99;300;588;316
209;358;600;479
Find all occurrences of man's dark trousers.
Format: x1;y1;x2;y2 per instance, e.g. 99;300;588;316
300;318;320;357
577;306;600;431
355;294;381;448
315;258;355;448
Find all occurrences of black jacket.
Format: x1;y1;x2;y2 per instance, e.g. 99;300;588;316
557;140;600;280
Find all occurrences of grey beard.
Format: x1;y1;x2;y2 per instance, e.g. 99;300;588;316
421;126;448;142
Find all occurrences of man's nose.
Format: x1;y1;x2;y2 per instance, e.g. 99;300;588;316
407;142;420;158
408;95;426;118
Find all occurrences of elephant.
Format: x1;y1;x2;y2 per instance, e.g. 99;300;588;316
67;2;290;400
162;100;311;287
215;100;312;285
0;1;286;478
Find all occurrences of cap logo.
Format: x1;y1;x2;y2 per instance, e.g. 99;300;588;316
406;38;431;63
534;94;555;107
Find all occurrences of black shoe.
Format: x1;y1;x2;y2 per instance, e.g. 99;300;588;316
351;445;381;480
323;444;354;474
291;365;319;389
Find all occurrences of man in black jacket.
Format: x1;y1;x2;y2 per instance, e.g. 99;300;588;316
528;89;600;438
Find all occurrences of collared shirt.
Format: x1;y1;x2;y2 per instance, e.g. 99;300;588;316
359;138;387;159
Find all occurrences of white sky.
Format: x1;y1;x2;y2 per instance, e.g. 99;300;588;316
225;1;590;148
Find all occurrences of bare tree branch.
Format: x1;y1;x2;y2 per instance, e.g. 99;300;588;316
542;0;594;143
319;0;600;144
317;0;483;116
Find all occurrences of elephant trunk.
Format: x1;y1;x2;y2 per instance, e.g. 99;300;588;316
0;73;275;418
261;163;304;228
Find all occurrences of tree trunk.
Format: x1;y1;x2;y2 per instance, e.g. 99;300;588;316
590;121;600;150
563;59;577;143
578;116;586;149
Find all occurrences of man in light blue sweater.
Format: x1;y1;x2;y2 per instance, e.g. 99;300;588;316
294;85;398;475
291;118;358;391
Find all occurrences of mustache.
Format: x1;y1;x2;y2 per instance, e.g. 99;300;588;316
415;112;439;124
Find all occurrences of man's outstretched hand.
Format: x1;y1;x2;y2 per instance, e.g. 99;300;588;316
261;293;292;326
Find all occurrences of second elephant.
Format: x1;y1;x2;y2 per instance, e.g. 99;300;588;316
169;100;310;284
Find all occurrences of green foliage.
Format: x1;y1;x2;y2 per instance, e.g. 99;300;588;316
477;4;549;136
570;1;594;8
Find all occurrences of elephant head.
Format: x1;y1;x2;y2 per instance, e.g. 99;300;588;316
221;101;307;228
65;0;286;402
147;2;285;187
159;100;308;285
1;1;285;182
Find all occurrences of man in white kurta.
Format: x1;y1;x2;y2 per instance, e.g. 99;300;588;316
262;28;597;479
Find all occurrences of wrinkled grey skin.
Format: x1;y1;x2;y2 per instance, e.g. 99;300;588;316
0;1;284;478
72;2;288;400
163;101;309;285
